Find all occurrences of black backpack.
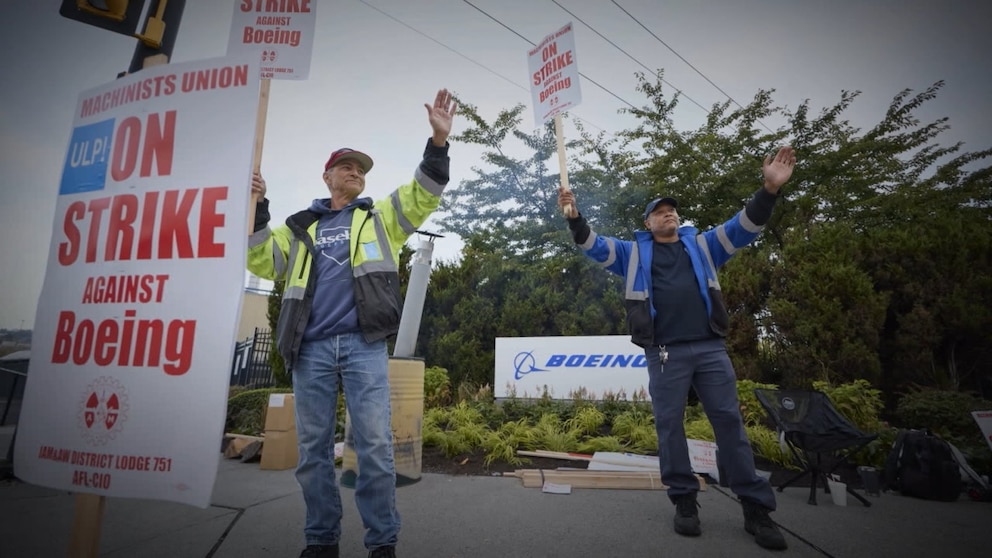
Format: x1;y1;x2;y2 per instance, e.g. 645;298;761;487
883;429;962;501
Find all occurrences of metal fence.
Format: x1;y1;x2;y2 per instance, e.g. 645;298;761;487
0;365;26;427
230;328;276;388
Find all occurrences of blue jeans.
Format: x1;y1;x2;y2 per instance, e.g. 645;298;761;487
645;337;776;510
292;333;400;548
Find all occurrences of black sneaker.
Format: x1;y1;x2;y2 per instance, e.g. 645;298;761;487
369;546;397;558
741;499;787;550
300;544;339;558
671;492;701;536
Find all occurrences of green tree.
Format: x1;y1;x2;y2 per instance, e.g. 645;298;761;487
439;100;612;261
267;280;290;387
426;75;991;401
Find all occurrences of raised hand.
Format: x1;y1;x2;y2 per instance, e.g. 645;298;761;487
425;88;457;147
762;146;797;193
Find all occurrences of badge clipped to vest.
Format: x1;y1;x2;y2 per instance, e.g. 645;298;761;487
362;241;381;261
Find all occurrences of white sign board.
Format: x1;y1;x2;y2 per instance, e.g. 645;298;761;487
227;0;317;80
688;439;719;481
528;22;582;127
973;410;992;452
495;336;649;400
14;55;260;508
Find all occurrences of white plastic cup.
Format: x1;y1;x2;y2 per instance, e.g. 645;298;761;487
827;479;848;506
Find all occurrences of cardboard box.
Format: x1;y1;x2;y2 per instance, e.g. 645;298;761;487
260;430;299;470
264;393;296;432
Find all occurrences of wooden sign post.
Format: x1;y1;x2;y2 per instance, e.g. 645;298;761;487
69;493;106;558
247;79;271;235
554;113;573;215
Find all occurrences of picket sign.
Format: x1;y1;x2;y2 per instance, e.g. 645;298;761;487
974;411;992;453
227;0;318;232
34;0;319;553
527;22;582;216
17;54;262;557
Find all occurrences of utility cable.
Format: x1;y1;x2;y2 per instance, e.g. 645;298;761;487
357;0;609;133
550;0;710;114
610;0;775;133
461;0;635;110
357;0;526;94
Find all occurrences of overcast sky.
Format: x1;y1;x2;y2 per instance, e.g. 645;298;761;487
1;0;989;329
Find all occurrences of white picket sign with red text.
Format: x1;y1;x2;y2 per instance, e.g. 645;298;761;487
228;0;317;80
527;22;582;127
14;55;260;508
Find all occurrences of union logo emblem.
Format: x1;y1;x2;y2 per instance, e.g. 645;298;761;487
78;376;130;446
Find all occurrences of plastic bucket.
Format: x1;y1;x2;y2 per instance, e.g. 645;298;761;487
340;357;424;488
858;466;881;496
827;479;848;506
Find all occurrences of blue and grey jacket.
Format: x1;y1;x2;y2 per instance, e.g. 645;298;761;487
567;188;778;347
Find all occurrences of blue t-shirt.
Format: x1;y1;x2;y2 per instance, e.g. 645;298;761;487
651;240;714;345
302;198;369;340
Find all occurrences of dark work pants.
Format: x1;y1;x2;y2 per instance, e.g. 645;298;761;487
645;337;776;510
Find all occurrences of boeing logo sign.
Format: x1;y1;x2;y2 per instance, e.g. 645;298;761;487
497;336;651;401
513;351;547;380
514;351;648;380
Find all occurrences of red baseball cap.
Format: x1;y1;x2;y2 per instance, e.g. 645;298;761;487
324;148;373;173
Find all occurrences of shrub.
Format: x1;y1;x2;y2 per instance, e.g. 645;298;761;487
813;379;884;432
684;418;715;442
577;436;628;454
894;389;988;439
736;379;779;427
566;405;606;436
746;425;796;469
424;366;451;408
893;389;992;472
482;419;531;467
526;413;580;452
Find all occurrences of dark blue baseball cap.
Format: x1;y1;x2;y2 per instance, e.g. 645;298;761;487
643;197;678;219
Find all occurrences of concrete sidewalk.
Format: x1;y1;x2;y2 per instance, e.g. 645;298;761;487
1;430;990;557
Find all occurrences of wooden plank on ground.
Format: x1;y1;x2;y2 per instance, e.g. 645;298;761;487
517;450;593;461
590;451;658;469
510;469;707;491
224;433;265;441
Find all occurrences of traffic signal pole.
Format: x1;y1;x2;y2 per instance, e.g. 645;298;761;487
127;0;186;74
57;3;187;555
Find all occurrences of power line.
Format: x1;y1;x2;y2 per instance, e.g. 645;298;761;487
461;0;636;110
549;0;711;114
610;0;775;133
356;0;610;133
356;0;526;95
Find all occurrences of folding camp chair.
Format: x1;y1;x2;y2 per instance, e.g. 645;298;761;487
754;388;878;507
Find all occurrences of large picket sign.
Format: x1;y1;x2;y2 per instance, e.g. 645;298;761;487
14;55;260;508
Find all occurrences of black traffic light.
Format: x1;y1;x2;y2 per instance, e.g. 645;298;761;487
59;0;147;37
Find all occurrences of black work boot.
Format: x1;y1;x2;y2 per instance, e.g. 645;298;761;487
369;545;397;558
671;492;701;536
299;545;339;558
741;499;787;550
